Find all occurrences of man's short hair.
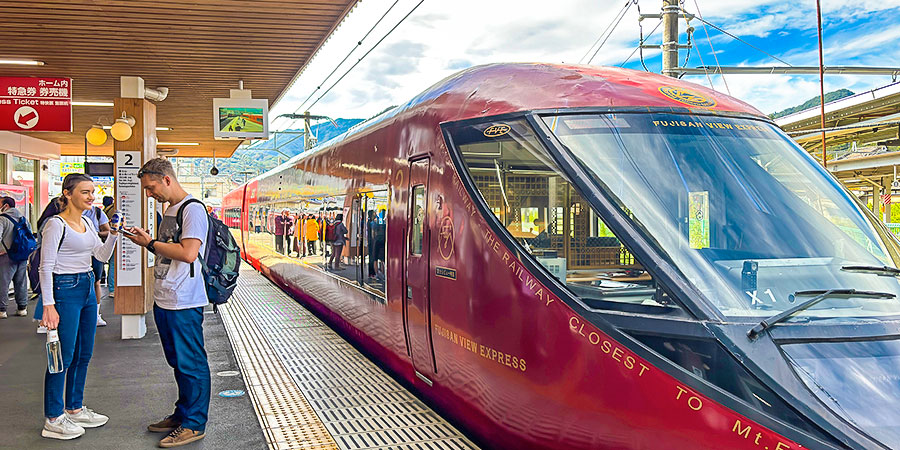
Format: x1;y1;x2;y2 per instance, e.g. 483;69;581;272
138;157;176;181
0;197;14;209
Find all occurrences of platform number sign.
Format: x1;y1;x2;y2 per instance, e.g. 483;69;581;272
116;151;143;286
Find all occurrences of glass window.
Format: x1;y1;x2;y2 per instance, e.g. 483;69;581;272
411;186;425;255
451;119;680;314
782;339;900;448
544;112;900;320
359;190;388;292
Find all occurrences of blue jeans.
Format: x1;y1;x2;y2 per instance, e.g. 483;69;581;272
0;254;27;312
107;261;115;293
43;271;97;418
154;304;210;431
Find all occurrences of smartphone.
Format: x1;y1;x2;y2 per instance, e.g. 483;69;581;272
119;228;136;237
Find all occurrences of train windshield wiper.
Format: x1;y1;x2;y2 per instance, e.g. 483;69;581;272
747;289;896;340
841;265;900;277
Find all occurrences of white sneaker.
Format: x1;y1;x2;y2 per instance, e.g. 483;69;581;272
0;311;6;319
42;415;85;440
97;314;107;327
66;407;108;428
14;308;27;316
37;325;47;334
109;291;114;298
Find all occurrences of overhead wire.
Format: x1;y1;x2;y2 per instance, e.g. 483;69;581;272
587;1;635;64
688;0;731;94
308;0;426;110
619;18;661;68
684;9;792;67
579;0;633;64
281;0;402;129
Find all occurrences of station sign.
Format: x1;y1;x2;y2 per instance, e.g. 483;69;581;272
0;77;72;132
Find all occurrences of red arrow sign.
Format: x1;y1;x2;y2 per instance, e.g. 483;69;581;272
17;111;36;126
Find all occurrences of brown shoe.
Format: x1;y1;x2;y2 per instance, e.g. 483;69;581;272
158;426;205;448
147;415;181;433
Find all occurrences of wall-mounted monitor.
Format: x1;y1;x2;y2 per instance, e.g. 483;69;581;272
85;162;114;177
212;97;268;140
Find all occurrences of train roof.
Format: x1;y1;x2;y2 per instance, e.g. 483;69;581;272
249;63;767;184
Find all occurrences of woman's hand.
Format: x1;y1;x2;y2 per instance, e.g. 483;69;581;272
41;305;59;330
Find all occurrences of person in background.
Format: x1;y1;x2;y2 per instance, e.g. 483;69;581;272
274;208;291;254
292;212;303;257
82;200;111;327
39;173;119;440
328;214;348;270
124;157;210;447
305;214;318;255
101;196;118;299
0;196;29;318
365;210;377;278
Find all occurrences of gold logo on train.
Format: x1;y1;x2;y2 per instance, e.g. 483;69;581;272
658;86;717;108
483;124;511;137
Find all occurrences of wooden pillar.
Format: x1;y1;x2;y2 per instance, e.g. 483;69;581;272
113;97;156;339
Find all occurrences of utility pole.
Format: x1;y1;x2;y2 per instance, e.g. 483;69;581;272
661;0;680;77
304;111;312;151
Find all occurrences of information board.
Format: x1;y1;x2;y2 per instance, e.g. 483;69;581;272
116;151;142;286
0;77;72;131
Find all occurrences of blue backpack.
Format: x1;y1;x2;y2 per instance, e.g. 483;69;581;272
2;213;37;262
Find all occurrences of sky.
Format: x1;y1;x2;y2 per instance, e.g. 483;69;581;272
268;0;900;130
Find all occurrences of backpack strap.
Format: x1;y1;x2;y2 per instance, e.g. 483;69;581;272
0;213;14;253
174;198;205;278
51;216;67;251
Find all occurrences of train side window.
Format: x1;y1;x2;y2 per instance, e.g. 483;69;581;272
411;185;425;255
359;191;388;292
450;119;683;315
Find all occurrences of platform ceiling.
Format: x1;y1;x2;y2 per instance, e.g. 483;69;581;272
0;0;357;158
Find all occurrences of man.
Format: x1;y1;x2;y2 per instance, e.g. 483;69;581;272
0;197;28;318
83;201;111;326
125;157;209;448
273;208;291;254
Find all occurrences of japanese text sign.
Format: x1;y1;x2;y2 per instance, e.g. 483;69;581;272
0;77;72;132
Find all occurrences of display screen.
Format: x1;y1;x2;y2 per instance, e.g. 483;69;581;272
218;107;264;133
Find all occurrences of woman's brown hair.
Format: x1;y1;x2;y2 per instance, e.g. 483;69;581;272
54;173;93;211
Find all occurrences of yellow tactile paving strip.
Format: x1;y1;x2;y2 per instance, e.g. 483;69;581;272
222;267;479;450
221;282;339;450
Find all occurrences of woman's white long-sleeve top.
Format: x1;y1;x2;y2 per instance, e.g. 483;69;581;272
40;216;118;306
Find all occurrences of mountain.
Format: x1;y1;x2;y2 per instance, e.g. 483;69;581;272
770;89;855;119
183;118;365;185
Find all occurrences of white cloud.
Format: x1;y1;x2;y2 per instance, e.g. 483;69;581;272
268;0;900;126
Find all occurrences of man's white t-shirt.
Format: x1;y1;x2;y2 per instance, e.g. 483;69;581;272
154;195;208;310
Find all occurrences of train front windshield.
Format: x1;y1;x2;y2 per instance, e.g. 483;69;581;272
544;112;900;320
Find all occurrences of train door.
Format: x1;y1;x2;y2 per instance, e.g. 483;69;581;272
404;157;436;384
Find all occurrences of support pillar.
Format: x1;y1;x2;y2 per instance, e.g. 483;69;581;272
113;77;156;339
883;177;892;223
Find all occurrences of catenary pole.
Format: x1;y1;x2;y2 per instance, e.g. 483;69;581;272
816;0;827;168
661;0;680;77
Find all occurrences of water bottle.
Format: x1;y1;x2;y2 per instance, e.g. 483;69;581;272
47;330;64;374
110;213;122;230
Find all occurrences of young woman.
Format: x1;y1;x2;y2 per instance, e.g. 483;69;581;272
328;213;348;270
39;173;119;440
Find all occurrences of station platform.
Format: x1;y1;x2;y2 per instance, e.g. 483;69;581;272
0;266;478;450
220;267;478;450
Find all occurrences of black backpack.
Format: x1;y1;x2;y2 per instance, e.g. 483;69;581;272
175;199;240;312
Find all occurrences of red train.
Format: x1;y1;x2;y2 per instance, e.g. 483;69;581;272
223;63;900;449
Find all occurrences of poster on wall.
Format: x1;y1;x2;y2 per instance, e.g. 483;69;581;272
116;151;142;286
